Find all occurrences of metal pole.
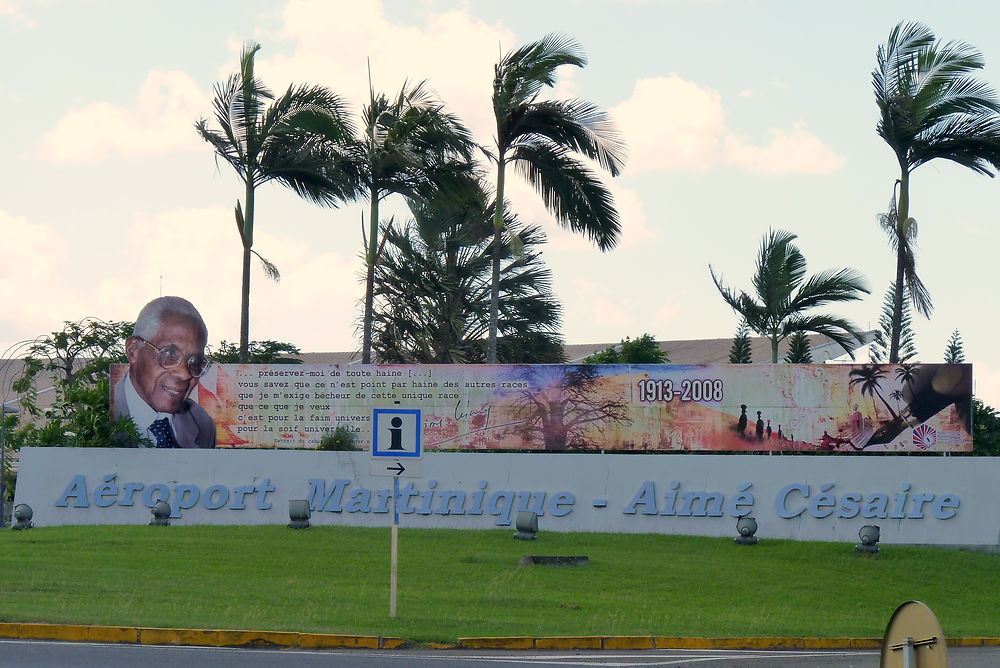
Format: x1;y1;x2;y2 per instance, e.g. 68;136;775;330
390;475;399;619
901;636;915;668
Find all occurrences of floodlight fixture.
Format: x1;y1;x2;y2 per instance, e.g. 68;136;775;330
12;503;33;530
734;515;758;545
288;499;311;529
514;511;538;540
149;501;171;526
855;524;880;554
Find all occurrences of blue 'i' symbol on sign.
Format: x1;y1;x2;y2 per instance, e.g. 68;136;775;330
388;416;404;450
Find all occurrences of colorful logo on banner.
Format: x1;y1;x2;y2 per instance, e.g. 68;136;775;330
912;424;937;450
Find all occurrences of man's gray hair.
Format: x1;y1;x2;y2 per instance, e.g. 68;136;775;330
133;296;208;341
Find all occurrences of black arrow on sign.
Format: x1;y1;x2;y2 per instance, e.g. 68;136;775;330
388;462;406;476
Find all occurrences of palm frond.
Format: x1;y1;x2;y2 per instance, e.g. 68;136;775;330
752;229;804;313
510;141;620;250
781;314;866;359
251;250;281;282
496;33;586;107
508;100;626;176
790;267;870;311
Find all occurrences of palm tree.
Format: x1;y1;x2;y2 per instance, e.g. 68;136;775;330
849;364;900;420
877;184;932;344
889;389;905;413
895;362;920;395
372;184;563;364
196;42;357;362
351;80;476;364
710;229;870;363
486;34;627;362
874;21;1000;362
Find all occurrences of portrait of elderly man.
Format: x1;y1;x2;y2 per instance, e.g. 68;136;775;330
113;296;216;448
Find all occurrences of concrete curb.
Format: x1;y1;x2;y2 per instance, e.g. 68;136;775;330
0;624;997;651
0;623;405;649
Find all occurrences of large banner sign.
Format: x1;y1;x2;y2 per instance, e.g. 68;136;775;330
110;363;972;453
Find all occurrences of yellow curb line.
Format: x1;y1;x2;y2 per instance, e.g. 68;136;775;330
0;623;405;649
1;625;998;651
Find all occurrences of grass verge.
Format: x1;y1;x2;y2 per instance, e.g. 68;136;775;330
0;525;996;644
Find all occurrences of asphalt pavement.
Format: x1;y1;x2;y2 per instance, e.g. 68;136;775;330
3;640;1000;668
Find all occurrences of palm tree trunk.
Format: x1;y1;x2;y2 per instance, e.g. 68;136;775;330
872;385;900;420
770;333;779;363
486;158;506;364
239;180;255;364
889;169;909;364
362;188;379;364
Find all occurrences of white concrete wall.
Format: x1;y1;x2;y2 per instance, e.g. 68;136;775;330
13;448;1000;547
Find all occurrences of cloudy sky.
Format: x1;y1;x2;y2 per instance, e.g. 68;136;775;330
2;0;999;404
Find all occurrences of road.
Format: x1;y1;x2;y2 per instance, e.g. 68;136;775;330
1;640;997;667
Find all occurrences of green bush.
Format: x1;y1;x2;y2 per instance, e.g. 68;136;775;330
317;426;361;451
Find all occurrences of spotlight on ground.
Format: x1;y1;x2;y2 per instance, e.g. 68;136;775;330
12;504;33;530
288;499;311;529
514;511;538;540
149;501;171;526
734;515;758;545
856;524;880;554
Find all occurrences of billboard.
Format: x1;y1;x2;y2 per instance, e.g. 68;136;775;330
110;363;973;453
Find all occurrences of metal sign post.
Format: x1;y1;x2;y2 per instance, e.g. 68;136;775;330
370;408;422;620
390;476;399;619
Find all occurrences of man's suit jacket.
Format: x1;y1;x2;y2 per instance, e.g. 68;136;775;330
112;376;216;448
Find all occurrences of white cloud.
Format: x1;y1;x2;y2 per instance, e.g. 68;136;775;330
611;75;726;173
108;207;365;352
564;277;629;331
37;70;207;164
725;122;846;174
259;0;513;144
0;210;71;336
611;75;843;176
972;360;1000;409
559;275;678;341
0;205;363;353
654;300;681;326
0;0;35;26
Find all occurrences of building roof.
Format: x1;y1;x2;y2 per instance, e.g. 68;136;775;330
563;331;876;365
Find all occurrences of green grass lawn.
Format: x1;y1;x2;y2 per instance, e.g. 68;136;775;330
0;525;997;644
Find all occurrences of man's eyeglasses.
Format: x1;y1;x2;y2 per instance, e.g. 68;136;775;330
137;338;211;378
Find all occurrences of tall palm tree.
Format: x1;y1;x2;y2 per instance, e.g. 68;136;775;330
874;21;1000;362
196;42;357;362
351;80;476;364
710;229;870;363
486;34;627;362
877;183;932;335
849;364;900;420
372;183;563;364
